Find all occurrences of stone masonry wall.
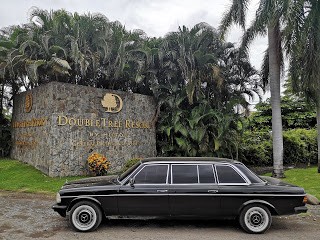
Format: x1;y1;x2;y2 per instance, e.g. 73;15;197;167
11;82;157;177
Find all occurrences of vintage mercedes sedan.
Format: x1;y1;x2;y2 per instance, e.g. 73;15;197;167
53;157;308;234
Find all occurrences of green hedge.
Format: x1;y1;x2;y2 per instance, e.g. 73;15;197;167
239;128;317;166
283;129;317;165
238;131;272;166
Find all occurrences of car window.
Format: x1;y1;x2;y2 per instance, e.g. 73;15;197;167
172;165;198;184
234;163;263;183
198;165;216;183
134;164;168;184
216;165;246;184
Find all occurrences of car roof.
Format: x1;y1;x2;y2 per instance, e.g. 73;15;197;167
140;157;240;164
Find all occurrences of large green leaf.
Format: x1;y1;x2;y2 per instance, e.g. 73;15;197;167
174;123;188;138
175;137;188;150
189;128;206;143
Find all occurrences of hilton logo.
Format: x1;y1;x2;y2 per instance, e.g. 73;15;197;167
101;93;123;113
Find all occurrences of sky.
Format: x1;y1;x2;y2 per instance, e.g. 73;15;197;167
0;0;267;70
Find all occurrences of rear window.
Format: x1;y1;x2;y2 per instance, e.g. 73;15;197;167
216;165;246;184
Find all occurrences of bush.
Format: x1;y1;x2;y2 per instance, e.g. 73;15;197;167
283;129;317;165
239;129;317;167
238;131;272;166
87;153;111;176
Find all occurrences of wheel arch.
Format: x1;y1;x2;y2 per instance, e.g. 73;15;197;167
67;197;104;214
239;200;278;215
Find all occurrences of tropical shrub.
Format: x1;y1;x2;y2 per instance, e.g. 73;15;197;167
87;153;110;176
283;129;317;166
238;131;272;166
239;129;317;166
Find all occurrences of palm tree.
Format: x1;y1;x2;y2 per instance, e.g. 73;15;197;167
159;23;219;105
284;0;320;172
155;23;260;158
220;0;286;178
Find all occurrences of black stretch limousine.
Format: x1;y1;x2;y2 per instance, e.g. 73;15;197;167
53;157;308;233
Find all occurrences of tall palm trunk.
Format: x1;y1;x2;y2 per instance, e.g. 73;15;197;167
0;83;4;118
268;24;284;178
317;104;320;173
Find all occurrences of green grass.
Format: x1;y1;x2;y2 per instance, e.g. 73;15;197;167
264;167;320;199
0;158;83;195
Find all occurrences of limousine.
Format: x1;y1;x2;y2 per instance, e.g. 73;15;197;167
53;157;308;233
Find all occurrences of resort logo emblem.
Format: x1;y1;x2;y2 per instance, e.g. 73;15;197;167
101;93;123;113
25;93;33;113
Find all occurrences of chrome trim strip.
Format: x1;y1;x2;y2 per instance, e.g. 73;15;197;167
61;193;306;198
197;165;200;184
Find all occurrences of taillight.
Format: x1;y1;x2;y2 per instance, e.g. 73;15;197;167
303;196;308;204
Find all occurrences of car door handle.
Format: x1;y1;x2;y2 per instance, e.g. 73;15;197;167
208;190;219;193
157;190;168;193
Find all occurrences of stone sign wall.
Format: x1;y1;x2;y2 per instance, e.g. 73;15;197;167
11;82;157;177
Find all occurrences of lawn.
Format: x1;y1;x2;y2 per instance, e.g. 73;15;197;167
0;158;83;195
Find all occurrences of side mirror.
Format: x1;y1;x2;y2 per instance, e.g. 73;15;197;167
129;178;135;187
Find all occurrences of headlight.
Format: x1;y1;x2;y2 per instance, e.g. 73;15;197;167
56;192;61;203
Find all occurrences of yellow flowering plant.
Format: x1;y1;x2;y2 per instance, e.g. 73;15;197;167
87;153;110;176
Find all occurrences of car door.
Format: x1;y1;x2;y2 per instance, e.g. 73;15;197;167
118;163;170;216
169;164;220;217
215;164;250;217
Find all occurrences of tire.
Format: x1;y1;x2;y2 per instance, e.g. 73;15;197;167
69;201;102;232
239;204;272;234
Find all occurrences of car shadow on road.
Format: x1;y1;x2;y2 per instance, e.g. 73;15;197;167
102;218;239;230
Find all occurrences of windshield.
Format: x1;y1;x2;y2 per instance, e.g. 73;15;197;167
118;161;142;182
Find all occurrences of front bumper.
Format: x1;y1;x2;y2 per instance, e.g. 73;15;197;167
294;206;308;214
52;204;67;217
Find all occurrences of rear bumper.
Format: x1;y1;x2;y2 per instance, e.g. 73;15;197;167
52;204;67;217
294;206;308;214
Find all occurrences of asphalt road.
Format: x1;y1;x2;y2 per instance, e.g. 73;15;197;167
0;191;319;240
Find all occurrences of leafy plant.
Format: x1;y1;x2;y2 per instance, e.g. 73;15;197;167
87;153;110;176
239;129;317;167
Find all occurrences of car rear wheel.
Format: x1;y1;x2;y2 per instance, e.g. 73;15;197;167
239;204;272;234
69;201;102;232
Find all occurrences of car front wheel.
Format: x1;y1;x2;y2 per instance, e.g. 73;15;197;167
69;201;102;232
239;204;272;234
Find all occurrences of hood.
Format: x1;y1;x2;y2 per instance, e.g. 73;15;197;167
62;175;118;189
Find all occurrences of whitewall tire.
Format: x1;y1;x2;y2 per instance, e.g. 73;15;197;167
239;204;272;234
69;201;102;232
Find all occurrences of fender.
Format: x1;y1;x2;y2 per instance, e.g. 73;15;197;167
239;199;278;215
67;196;102;212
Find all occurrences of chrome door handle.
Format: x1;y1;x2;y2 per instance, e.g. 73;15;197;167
157;190;168;193
208;190;218;193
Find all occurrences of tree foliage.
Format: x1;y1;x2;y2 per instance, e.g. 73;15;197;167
250;96;316;131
